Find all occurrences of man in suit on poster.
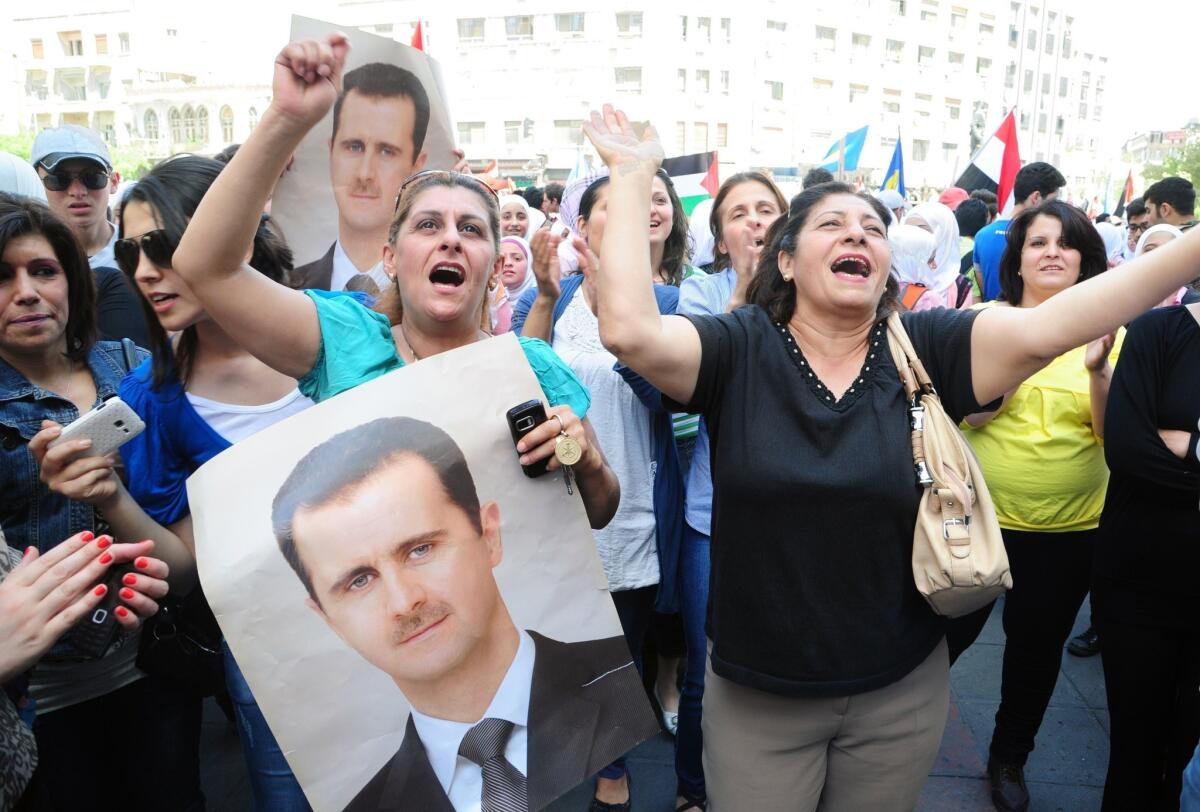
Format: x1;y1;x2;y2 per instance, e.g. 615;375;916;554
272;417;656;811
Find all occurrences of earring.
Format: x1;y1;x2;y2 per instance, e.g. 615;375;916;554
782;273;793;282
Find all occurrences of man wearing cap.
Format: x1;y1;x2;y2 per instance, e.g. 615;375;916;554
31;125;121;269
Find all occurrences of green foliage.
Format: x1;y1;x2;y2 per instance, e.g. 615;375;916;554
1143;141;1200;185
0;133;35;161
0;130;156;179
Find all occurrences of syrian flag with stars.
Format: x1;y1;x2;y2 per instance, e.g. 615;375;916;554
661;152;720;216
955;111;1022;216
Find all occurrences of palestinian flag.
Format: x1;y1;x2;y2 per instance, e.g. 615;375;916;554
955;110;1022;216
1114;170;1134;217
661;151;719;216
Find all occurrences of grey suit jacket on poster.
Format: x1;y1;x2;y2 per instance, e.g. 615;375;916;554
343;631;658;812
290;242;335;291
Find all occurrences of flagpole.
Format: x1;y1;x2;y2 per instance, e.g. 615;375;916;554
837;136;846;182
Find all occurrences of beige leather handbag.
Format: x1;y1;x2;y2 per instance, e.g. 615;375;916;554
885;313;1012;617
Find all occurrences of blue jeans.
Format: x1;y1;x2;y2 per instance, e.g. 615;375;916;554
1184;743;1200;811
222;643;311;811
597;585;657;782
675;524;710;799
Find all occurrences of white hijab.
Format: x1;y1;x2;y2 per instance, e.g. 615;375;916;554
1094;222;1126;265
904;202;961;295
1134;223;1184;257
499;235;537;302
0;152;46;200
888;224;938;287
499;193;548;240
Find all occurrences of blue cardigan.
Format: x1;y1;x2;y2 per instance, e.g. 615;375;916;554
513;277;687;612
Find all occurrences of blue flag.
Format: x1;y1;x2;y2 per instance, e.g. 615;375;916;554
818;125;869;172
880;137;905;196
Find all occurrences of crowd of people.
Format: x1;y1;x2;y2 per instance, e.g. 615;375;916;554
1;32;1198;812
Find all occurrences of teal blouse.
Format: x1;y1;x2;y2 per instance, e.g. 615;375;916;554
298;290;591;418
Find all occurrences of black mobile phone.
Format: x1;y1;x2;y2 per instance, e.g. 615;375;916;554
63;566;130;659
506;399;550;478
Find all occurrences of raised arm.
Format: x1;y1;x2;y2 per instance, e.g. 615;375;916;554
515;230;562;341
969;225;1200;405
582;106;702;406
172;36;350;380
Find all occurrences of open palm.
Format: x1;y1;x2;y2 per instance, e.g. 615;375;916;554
582;104;664;175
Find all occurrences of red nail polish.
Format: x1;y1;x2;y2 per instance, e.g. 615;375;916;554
120;588;135;600
115;606;129;618
99;553;113;565
94;584;108;597
24;546;36;558
80;531;94;542
134;557;149;569
96;537;112;550
122;573;138;586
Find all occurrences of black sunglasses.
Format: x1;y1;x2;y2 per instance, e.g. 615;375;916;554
114;230;175;276
40;169;111;192
395;170;499;212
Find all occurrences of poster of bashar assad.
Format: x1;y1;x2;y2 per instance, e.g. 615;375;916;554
187;335;658;812
271;15;459;295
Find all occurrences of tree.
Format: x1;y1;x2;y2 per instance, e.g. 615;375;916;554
1143;141;1200;185
0;130;154;179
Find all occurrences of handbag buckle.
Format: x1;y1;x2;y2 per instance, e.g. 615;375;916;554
943;516;970;542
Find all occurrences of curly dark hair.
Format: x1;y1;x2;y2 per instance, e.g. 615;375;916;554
997;200;1107;305
746;182;898;324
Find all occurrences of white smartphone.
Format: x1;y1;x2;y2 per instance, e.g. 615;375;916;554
48;396;145;458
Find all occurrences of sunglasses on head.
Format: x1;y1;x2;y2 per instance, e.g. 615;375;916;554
114;230;175;276
395;170;499;212
39;169;110;192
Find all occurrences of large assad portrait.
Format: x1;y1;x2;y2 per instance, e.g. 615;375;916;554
271;16;460;294
187;336;658;811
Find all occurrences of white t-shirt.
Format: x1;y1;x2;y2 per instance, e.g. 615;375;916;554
330;239;390;294
551;291;659;592
186;388;314;444
88;223;118;270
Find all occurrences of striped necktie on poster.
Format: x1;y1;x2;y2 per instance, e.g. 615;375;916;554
458;717;528;812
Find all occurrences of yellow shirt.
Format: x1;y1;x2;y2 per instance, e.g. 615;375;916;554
963;304;1124;532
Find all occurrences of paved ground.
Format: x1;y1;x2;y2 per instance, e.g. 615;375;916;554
199;597;1108;811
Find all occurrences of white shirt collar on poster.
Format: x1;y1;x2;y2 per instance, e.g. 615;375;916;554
331;239;391;293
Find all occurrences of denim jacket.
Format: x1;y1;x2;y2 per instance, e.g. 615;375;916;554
0;341;145;554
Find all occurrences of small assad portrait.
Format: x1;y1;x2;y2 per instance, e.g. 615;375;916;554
271;416;656;811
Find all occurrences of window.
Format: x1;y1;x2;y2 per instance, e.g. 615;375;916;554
1037;113;1047;133
980;21;995;35
1094;106;1102;121
1079;85;1088;101
765;80;784;101
767;20;787;33
946;98;961;119
918;45;935;65
694;123;709;150
675;121;686;152
849;83;868;103
720;18;731;42
921;9;937;21
1008;25;1018;47
1081;70;1091;86
31;39;43;59
1044;32;1055;54
680;16;687;40
1059;77;1068;97
720;70;730;94
883;99;901;114
457;121;485;145
119;33;130;53
1041;73;1050;94
942;142;957;161
248;107;258;130
891;0;907;14
166;28;177;37
816;26;836;51
1061;32;1071;58
951;7;967;27
197;107;209;142
614;67;642;93
168;108;182;144
615;12;642;36
144;110;159;141
948;51;964;69
813;78;834;94
977;57;992;73
373;24;393;34
886;39;905;62
1005;62;1016;88
555;14;585;36
697;17;711;42
457;18;485;41
506;16;533;39
504;120;521;144
1023;69;1033;92
1055;116;1064;135
554;119;584;146
1026;29;1036;50
913;139;929;161
61;32;83;56
717;123;728;148
696;69;710;92
852;33;871;53
220;106;233;142
183;105;197;142
1020;112;1030;129
677;69;687;93
95;35;108;55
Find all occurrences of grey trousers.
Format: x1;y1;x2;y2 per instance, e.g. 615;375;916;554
703;638;949;812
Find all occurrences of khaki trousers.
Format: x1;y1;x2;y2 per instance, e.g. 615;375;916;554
703;638;949;812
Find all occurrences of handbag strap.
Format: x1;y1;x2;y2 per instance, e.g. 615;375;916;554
885;313;936;400
120;338;140;374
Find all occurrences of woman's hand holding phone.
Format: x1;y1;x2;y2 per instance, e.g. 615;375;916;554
30;419;122;507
